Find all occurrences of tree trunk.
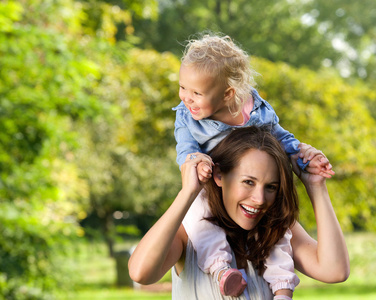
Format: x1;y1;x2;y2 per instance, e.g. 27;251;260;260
216;0;221;16
103;212;115;257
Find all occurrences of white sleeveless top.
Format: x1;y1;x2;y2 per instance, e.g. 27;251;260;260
172;239;273;300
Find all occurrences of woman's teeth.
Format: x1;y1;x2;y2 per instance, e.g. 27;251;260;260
241;205;260;215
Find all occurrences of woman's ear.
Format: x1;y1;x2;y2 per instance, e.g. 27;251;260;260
213;165;223;187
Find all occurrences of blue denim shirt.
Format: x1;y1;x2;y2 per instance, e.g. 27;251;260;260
173;89;308;170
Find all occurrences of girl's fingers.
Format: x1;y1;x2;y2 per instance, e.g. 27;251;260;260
186;152;213;166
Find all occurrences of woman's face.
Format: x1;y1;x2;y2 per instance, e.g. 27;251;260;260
214;149;280;231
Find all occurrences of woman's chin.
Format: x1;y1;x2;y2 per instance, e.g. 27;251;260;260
237;221;257;231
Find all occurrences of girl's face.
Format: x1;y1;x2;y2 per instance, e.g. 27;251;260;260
179;64;232;121
214;149;279;231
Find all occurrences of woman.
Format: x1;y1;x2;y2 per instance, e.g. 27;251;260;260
128;126;349;299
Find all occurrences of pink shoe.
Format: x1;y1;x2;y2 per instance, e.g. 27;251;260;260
219;268;247;297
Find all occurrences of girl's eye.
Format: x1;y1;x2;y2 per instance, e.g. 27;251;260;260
194;91;202;96
180;86;185;90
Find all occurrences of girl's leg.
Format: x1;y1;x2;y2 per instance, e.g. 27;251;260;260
263;229;300;296
182;191;246;296
182;190;232;274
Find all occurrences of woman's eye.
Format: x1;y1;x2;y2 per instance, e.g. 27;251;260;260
267;185;278;192
244;180;254;186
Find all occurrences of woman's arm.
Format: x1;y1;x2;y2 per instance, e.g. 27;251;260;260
128;153;213;285
290;155;350;283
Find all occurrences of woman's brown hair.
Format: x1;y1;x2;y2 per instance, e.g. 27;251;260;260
204;126;299;274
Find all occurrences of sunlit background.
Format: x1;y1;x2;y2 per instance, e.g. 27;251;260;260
0;0;375;299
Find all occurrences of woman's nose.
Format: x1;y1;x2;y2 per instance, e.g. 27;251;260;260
251;187;265;206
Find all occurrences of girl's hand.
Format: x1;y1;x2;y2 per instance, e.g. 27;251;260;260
197;161;213;183
181;152;214;195
298;143;335;178
291;153;326;187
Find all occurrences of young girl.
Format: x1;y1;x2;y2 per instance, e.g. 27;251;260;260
173;33;334;299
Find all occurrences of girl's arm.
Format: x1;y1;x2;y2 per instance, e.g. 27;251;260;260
290;155;350;283
128;153;213;285
174;106;202;168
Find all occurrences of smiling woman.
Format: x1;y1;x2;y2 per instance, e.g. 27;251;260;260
128;126;349;300
215;149;280;228
204;126;298;274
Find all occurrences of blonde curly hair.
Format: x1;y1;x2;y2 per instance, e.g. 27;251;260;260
181;33;257;117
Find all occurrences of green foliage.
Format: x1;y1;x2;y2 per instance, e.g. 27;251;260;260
0;0;123;298
75;48;181;247
116;225;140;236
0;1;23;32
1;0;375;298
131;0;376;83
132;1;336;68
309;0;376;82
251;57;376;231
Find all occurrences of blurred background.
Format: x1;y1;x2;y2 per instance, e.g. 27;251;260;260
0;0;375;299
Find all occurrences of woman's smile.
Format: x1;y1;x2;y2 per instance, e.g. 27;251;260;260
215;149;279;230
240;204;262;219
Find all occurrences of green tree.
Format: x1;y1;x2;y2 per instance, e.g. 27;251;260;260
0;0;116;297
131;1;336;68
130;0;376;83
75;48;181;256
308;0;376;83
252;57;376;231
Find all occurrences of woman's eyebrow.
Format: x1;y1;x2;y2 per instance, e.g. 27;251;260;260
241;175;279;184
241;175;257;180
241;175;261;182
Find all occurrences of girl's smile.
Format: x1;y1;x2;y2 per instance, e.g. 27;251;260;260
179;64;233;122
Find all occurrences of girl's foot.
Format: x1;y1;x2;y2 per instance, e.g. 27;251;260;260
219;268;247;296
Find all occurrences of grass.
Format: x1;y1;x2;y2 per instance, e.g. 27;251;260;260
70;288;171;300
294;231;376;299
65;232;376;300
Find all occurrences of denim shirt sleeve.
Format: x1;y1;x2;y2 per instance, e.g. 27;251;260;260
272;122;309;170
251;89;309;171
266;102;309;170
174;104;202;168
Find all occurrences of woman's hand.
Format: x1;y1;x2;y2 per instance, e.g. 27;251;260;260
181;152;214;196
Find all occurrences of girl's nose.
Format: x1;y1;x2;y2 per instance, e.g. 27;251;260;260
184;95;193;104
180;90;193;104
